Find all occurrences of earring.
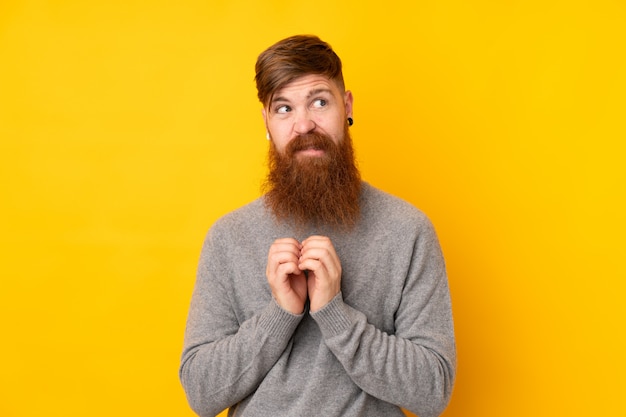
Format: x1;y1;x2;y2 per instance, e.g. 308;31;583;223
347;117;354;126
266;132;271;140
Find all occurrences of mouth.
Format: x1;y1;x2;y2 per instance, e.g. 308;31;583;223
288;133;332;158
295;147;326;158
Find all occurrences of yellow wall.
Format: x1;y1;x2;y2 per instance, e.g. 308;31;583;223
1;1;624;416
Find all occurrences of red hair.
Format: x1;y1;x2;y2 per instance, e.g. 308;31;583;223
255;35;345;107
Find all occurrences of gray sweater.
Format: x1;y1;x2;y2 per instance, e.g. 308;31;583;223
180;183;456;417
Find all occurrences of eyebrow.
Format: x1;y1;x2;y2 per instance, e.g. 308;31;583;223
271;88;333;104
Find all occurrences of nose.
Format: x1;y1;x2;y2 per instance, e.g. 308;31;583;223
293;111;316;135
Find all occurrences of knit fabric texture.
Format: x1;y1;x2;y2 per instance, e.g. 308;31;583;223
180;182;456;417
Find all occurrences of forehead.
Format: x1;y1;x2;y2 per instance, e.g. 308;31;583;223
271;74;342;102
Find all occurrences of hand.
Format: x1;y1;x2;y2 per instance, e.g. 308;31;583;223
266;238;307;314
299;236;342;312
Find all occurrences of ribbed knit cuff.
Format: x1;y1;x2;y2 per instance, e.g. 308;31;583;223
257;298;304;340
310;292;354;338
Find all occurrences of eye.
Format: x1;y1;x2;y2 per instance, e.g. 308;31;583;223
312;98;327;108
275;105;291;114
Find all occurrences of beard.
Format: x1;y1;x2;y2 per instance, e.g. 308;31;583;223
263;126;361;230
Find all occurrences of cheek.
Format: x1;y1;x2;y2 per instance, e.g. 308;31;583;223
269;131;291;153
327;119;346;143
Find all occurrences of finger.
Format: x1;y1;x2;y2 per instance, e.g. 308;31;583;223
299;258;340;282
301;235;331;248
269;247;300;265
267;239;304;282
275;260;302;276
299;247;341;273
301;236;336;255
267;255;300;280
273;237;302;246
268;239;302;266
269;239;302;255
298;257;323;272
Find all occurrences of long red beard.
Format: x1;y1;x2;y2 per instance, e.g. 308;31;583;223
263;127;361;230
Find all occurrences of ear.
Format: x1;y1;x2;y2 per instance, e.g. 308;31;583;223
344;90;354;119
261;108;269;132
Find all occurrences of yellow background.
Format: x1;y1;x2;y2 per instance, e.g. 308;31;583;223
1;1;624;416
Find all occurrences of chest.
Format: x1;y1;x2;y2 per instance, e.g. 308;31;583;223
225;236;412;335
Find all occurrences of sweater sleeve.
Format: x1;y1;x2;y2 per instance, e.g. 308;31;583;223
179;228;303;417
310;218;456;417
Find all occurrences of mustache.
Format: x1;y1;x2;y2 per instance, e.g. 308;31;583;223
286;133;336;156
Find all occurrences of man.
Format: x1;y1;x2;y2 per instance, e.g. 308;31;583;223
180;35;456;417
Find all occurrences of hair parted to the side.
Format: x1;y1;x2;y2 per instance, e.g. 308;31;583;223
255;35;345;107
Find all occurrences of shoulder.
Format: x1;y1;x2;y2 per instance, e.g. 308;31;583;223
206;197;272;244
358;183;444;268
360;182;431;229
213;197;266;228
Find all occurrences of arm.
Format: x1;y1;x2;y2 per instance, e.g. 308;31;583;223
179;231;303;417
310;220;456;417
